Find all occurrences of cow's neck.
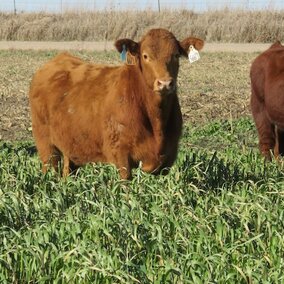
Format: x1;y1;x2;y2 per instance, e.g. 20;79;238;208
144;86;175;128
130;65;174;146
142;82;175;154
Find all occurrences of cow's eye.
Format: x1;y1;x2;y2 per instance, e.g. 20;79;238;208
174;53;180;59
143;53;148;60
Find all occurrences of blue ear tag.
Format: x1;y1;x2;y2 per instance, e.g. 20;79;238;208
120;44;127;62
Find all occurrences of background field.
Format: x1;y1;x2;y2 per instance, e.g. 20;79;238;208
0;49;255;141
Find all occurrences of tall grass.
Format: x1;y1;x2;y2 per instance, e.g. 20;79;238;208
1;118;284;283
1;9;284;42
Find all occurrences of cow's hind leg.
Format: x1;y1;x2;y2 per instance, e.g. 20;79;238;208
251;93;275;160
62;155;70;177
255;115;275;160
33;125;61;173
274;127;284;157
62;155;80;177
38;143;61;174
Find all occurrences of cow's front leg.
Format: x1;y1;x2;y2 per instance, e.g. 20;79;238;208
106;145;132;179
140;149;165;174
118;160;131;180
274;126;284;158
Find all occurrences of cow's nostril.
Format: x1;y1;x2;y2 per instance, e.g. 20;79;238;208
168;80;174;88
157;79;174;90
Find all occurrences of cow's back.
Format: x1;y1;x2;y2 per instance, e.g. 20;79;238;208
29;53;114;110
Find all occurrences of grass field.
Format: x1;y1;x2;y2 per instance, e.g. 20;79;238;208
1;48;284;282
1;118;284;283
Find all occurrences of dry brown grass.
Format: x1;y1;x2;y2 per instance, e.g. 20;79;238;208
1;9;284;42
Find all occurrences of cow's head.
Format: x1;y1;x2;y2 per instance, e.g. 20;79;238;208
115;28;204;95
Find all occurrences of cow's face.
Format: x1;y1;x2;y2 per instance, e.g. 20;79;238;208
115;29;204;95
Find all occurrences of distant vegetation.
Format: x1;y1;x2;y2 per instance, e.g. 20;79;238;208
1;9;284;42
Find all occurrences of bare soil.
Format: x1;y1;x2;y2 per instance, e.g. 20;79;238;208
0;43;263;142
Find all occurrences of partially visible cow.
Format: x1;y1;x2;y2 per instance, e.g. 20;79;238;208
29;28;204;179
250;41;284;160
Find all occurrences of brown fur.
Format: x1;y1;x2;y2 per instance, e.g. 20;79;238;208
29;28;204;179
250;41;284;160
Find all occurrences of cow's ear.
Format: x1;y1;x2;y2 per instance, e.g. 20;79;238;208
179;37;204;57
114;39;139;55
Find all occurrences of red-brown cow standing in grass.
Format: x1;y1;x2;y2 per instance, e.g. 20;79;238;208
250;41;284;160
29;28;204;179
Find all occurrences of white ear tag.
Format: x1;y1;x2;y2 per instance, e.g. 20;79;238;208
188;45;200;63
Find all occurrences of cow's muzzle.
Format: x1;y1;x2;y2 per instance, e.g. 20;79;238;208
154;78;175;93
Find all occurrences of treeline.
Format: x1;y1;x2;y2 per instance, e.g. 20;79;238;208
1;9;284;42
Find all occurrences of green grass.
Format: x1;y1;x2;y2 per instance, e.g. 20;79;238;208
1;117;284;283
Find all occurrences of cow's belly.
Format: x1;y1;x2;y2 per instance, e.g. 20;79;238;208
54;134;106;165
266;103;284;129
265;81;284;127
68;137;106;165
49;116;105;165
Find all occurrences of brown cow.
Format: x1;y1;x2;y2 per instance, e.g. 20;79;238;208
250;41;284;160
29;28;204;179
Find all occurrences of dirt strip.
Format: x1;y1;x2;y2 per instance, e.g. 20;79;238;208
0;41;271;52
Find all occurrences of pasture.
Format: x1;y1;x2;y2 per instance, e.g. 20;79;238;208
1;49;284;283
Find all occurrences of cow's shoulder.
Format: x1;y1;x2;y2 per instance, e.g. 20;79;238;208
52;52;83;64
